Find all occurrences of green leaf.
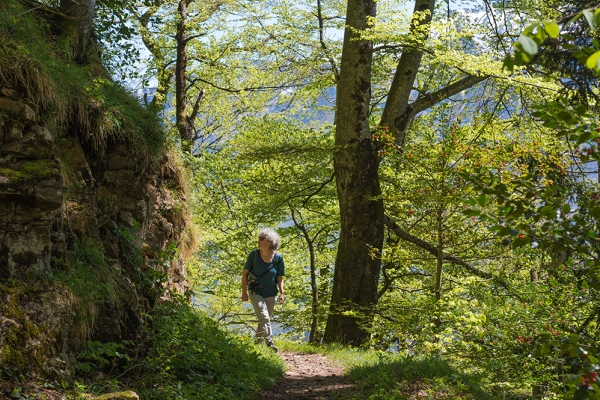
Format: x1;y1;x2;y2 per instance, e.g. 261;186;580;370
576;104;588;115
498;226;512;236
540;341;551;356
543;22;560;39
577;130;592;144
564;13;581;28
587;230;596;239
534;28;547;43
590;206;600;218
513;236;530;247
514;46;532;63
522;23;538;35
569;334;580;343
562;43;578;51
574;384;589;400
519;35;539;56
562;203;571;214
502;55;514;72
539;205;555;217
477;194;489;207
464;209;481;217
586;51;600;70
584;9;597;30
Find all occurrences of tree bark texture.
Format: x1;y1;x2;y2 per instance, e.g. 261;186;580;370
59;0;97;62
324;0;384;346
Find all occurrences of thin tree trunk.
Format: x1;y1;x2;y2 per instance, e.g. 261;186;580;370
59;0;96;62
309;249;319;343
323;0;383;346
291;211;320;343
176;0;193;152
435;209;443;302
432;209;443;328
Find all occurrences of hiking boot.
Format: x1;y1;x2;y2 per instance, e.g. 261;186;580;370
267;341;278;352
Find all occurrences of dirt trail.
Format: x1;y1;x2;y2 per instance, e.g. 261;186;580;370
259;351;358;400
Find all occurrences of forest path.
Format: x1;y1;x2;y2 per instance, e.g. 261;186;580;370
259;351;359;399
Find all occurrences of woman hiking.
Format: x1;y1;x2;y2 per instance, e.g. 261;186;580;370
241;228;285;352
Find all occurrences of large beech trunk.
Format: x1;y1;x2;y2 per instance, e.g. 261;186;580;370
323;0;384;346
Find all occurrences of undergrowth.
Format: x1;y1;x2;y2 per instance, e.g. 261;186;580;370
49;236;284;399
133;295;284;400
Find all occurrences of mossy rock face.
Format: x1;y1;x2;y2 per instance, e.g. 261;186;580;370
0;282;75;378
0;159;59;183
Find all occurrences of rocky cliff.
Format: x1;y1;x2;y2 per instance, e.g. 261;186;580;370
0;67;191;377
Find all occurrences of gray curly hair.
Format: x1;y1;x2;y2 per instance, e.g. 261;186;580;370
258;227;280;250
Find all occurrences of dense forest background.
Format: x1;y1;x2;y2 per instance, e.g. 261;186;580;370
2;0;600;398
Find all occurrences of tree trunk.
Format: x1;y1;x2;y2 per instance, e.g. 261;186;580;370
323;0;384;346
323;0;485;346
380;0;435;145
59;0;97;62
433;209;443;328
435;209;443;302
292;211;320;343
176;0;193;153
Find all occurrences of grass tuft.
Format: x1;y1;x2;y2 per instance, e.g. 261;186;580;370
52;238;135;343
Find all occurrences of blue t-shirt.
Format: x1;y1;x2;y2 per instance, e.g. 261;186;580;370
244;249;285;298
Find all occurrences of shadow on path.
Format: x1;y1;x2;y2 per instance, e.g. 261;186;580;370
259;351;358;400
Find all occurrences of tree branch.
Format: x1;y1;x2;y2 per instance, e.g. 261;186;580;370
316;0;340;82
409;75;487;116
18;0;79;19
185;32;207;43
188;87;206;124
383;214;519;297
301;172;335;208
189;77;301;93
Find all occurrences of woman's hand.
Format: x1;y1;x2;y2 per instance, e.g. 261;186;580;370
241;270;249;302
278;292;285;303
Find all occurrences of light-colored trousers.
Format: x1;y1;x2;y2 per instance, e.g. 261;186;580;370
250;292;276;344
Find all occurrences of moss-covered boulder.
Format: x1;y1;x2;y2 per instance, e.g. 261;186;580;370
90;390;140;400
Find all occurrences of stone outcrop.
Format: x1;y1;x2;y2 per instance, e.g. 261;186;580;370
0;87;62;279
0;84;190;376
